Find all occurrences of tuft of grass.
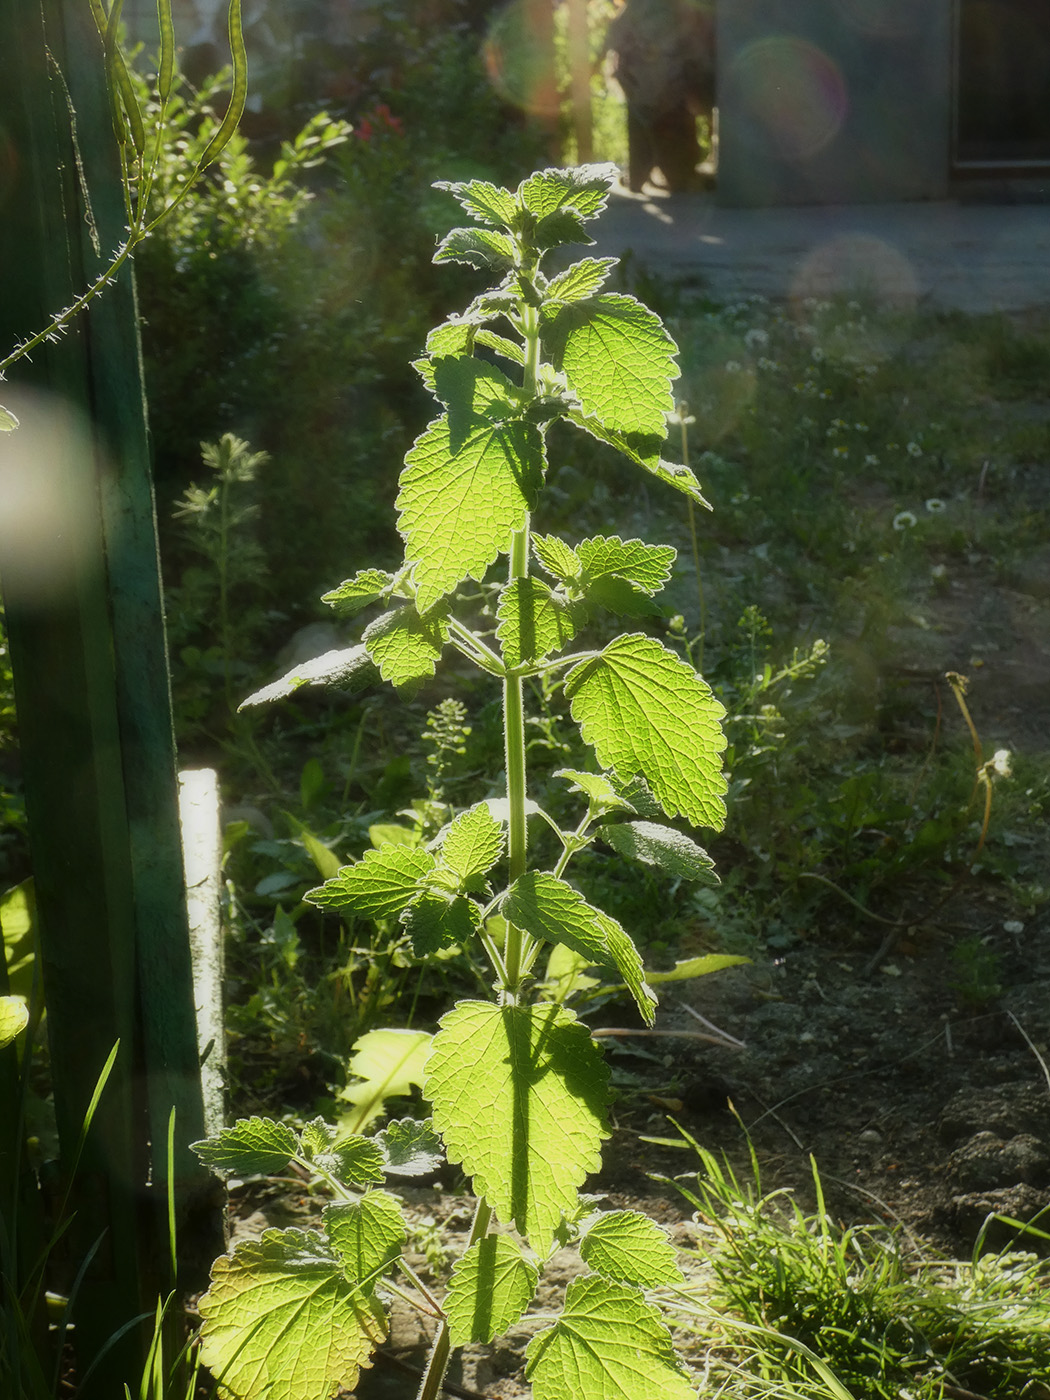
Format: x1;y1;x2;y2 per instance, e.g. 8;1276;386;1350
663;1125;1050;1399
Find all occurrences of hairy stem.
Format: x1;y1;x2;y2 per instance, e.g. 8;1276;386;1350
414;1196;493;1400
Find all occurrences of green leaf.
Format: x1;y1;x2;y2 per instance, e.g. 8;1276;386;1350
533;208;594;253
338;1029;433;1133
0;996;28;1049
445;1235;539;1347
239;645;374;709
435;178;518;228
577;536;675;595
539;943;601;1004
375;1118;444;1177
397;413;545;613
554;769;636;818
425;319;476;360
504;873;656;1026
565;634;727;831
525;1274;697;1400
475;329;524;364
299;1118;337;1160
197;1228;385;1400
0;405;19;432
325;1192;405;1286
400;892;480;956
305;846;436;918
531;533;581;583
426;1001;610;1252
192;1117;298;1177
646;954;750;985
432;357;521;439
437;802;506;891
564;410;713;509
363;605;449;690
546;295;678;439
321;569;394;617
518;164;617;220
496;577;578;667
434;226;516;271
580;1210;684;1288
316;1136;385;1188
599;821;718;884
546;258;619;303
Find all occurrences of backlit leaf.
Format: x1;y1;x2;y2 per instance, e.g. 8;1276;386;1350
338;1029;433;1133
576;536;675;594
525;1274;697;1400
316;1135;385;1188
496;577;577;666
426;1001;610;1252
475;328;524;364
445;1235;539;1346
325;1192;405;1286
646;953;750;985
546;295;678;438
565;410;712;508
504;873;655;1026
435;178;518;228
192;1117;298;1177
298;1118;336;1160
239;645;374;709
321;569;394;617
0;996;28;1049
518;164;617;220
554;769;636;818
531;533;580;583
397;413;545;613
546;258;619;303
375;1118;444;1176
305;846;435;918
0;405;19;432
363;605;449;690
400;892;480;956
580;1210;684;1288
565;634;727;831
432;356;521;436
599;821;718;884
198;1228;385;1400
434;226;515;271
437;803;506;890
533;208;593;252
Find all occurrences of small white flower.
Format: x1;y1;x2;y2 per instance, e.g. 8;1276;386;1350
745;327;770;350
832;445;849;459
925;497;946;513
893;511;917;530
906;441;922;457
990;748;1012;778
864;453;880;467
724;360;743;373
811;346;825;362
931;564;947;580
1003;918;1024;934
853;421;868;432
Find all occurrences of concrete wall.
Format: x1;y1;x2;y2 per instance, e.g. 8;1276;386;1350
717;0;953;206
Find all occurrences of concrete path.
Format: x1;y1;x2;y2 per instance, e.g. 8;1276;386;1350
590;184;1050;314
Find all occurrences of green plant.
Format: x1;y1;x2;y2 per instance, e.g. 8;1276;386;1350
665;1126;1050;1399
189;163;743;1400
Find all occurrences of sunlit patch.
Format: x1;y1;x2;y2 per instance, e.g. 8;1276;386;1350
790;234;919;312
483;1;559;122
727;36;847;161
0;389;103;606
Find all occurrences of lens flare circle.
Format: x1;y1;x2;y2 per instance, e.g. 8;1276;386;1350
729;36;848;161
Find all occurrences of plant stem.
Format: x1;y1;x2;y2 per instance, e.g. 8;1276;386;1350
414;1196;492;1400
502;525;530;995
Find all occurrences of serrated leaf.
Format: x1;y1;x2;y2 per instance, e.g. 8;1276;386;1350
321;569;394;617
426;1001;610;1252
580;1210;684;1288
325;1192;405;1286
475;328;524;364
554;769;636;818
426;318;477;358
525;1274;697;1400
533;208;594;252
400;892;480;956
504;873;655;1026
316;1135;385;1187
584;575;663;618
375;1118;444;1176
239;645;374;709
192;1117;298;1177
540;943;601;1004
496;577;578;667
565;634;727;831
438;802;506;890
599;821;718;884
198;1228;385;1400
531;533;581;583
432;356;521;445
577;536;675;594
546;257;619;303
435;178;518;228
565;409;713;508
299;1118;337;1160
546;294;678;439
305;846;435;918
518;164;617;220
0;996;28;1049
363;605;449;690
646;953;750;985
434;225;516;271
446;1235;539;1346
339;1029;433;1133
397;413;545;613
